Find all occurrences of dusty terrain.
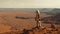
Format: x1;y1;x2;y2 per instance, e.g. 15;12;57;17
0;10;60;34
0;10;36;33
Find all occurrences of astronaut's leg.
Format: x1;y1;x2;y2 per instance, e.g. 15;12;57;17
38;21;41;27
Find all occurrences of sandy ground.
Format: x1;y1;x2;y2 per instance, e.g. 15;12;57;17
0;11;36;33
0;11;60;34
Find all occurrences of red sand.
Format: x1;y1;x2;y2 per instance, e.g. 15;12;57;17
0;11;60;34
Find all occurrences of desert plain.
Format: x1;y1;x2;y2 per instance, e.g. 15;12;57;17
0;10;60;34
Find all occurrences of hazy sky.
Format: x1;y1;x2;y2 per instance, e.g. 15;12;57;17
0;0;60;8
